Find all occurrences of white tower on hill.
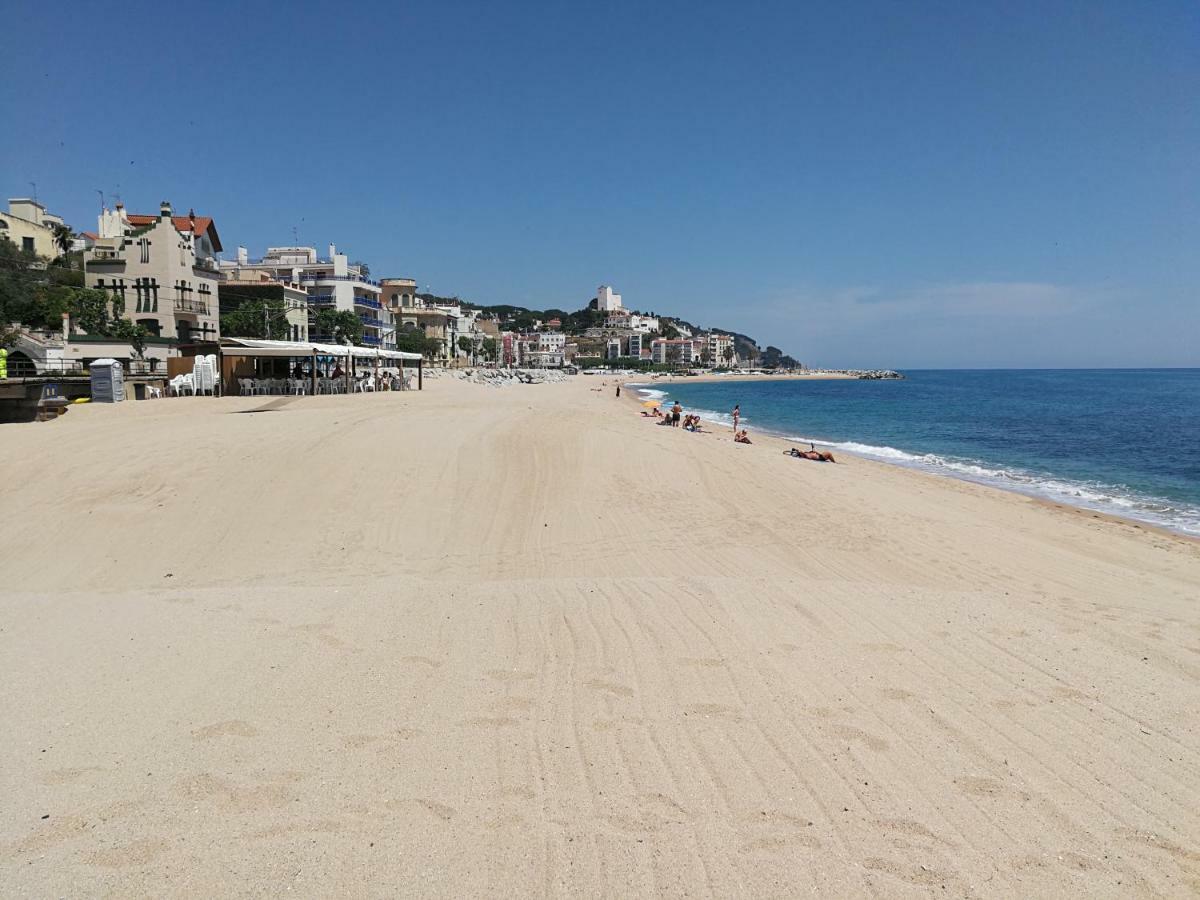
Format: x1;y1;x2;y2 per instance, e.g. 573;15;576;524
596;285;623;312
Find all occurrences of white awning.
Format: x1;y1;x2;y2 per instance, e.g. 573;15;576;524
221;338;422;361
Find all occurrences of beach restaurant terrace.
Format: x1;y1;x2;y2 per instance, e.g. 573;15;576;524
218;338;424;396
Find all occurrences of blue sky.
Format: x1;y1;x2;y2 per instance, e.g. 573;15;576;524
2;0;1196;367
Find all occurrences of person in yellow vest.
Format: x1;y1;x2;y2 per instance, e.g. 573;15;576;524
0;347;8;379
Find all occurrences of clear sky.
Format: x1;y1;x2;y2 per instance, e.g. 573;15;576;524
2;0;1196;368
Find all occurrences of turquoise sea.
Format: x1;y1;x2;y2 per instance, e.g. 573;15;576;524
631;370;1200;536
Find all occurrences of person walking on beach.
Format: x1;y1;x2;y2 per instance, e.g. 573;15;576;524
732;404;740;432
616;384;621;398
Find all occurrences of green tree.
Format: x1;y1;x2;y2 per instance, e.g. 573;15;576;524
221;297;292;340
108;317;151;358
761;346;784;368
396;327;444;360
457;335;473;362
480;337;498;361
51;223;75;259
0;236;41;328
313;308;363;344
659;322;681;340
69;288;111;334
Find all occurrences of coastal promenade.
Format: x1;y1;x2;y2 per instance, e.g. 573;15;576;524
2;378;1199;896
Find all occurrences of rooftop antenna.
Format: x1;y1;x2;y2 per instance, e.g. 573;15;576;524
28;181;38;204
96;189;105;210
292;226;299;246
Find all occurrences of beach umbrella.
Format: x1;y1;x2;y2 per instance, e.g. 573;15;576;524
642;399;662;408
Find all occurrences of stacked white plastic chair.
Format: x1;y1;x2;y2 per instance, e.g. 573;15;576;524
192;354;220;396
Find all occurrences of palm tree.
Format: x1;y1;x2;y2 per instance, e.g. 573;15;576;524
51;223;75;259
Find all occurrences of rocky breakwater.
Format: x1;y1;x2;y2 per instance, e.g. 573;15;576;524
454;368;572;387
854;370;904;380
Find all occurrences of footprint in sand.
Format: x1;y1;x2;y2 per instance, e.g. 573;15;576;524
40;766;104;785
684;703;743;721
192;720;258;740
876;818;954;848
86;838;167;868
862;857;951;887
741;834;822;854
385;798;457;821
462;716;520;728
954;775;1017;798
584;678;634;697
830;724;890;752
401;655;442;668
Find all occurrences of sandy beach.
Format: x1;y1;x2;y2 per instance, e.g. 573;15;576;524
2;376;1199;897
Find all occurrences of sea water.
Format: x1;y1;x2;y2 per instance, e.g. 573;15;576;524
631;370;1200;536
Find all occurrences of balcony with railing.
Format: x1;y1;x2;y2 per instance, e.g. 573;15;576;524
359;334;381;346
358;315;384;328
308;294;336;305
298;273;381;287
174;298;211;315
354;296;381;309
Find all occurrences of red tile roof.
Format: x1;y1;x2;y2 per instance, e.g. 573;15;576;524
126;213;223;252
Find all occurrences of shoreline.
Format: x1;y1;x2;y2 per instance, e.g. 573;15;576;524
620;378;1200;544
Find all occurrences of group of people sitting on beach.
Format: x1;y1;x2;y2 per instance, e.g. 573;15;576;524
630;393;835;461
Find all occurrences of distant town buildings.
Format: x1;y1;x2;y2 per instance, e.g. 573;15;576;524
0;189;780;376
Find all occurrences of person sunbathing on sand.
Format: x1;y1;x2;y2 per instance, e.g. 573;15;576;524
734;429;752;444
785;444;836;462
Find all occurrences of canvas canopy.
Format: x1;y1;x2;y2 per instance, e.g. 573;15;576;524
220;338;422;361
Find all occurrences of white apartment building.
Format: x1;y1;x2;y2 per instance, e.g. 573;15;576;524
83;201;222;345
703;332;734;367
627;333;646;358
606;337;623;359
651;338;699;366
222;244;386;347
596;284;623;312
518;330;566;367
604;312;659;333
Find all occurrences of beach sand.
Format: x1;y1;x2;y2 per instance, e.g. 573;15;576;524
2;377;1198;897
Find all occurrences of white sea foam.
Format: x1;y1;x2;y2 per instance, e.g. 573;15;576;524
633;386;667;400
